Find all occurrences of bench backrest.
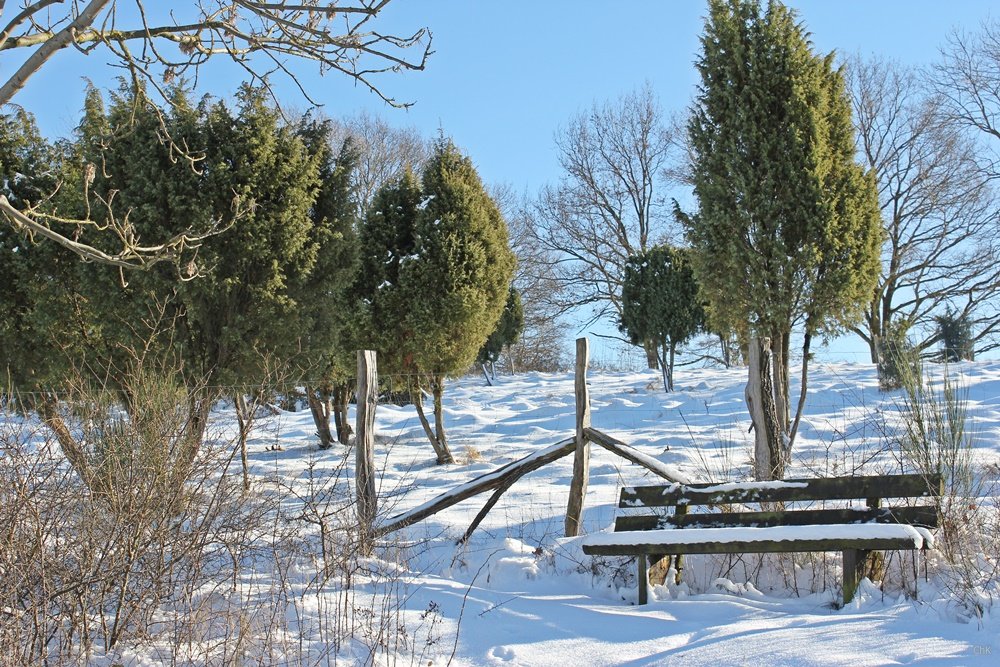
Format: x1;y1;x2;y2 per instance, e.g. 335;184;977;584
615;473;943;532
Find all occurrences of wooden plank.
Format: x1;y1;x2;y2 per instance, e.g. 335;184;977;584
582;536;921;557
613;506;939;531
620;473;944;508
565;337;591;537
356;350;378;554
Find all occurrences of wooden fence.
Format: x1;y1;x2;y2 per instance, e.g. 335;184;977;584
354;338;690;546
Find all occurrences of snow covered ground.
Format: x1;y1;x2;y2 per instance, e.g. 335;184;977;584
196;359;998;666
14;360;999;665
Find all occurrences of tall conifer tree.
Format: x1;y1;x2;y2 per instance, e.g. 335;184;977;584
681;0;881;478
295;121;361;448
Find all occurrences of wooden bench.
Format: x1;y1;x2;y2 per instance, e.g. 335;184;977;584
581;473;942;606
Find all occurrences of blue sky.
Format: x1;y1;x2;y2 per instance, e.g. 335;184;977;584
10;0;999;362
18;1;997;195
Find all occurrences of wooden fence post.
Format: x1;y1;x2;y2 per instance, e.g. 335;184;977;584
356;350;378;554
565;337;592;537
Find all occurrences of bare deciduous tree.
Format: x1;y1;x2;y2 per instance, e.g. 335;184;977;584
848;55;1000;360
494;184;569;372
332;111;429;217
930;21;1000;182
0;0;430;268
532;84;681;365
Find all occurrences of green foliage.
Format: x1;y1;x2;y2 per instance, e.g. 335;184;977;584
354;168;423;373
3;82;351;398
477;286;525;367
681;0;881;342
355;138;515;461
935;308;974;363
619;245;703;352
357;138;516;379
619;245;704;392
180;85;322;386
292;117;360;385
0;109;83;389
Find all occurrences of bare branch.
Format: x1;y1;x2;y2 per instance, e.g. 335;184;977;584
534;84;682;331
848;54;1000;359
0;0;430;269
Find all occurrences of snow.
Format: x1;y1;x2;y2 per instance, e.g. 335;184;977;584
582;523;928;549
13;361;1000;664
681;479;812;492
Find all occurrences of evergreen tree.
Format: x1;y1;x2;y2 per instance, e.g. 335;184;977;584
68;84;326;448
878;319;921;391
682;0;881;478
355;168;424;376
294;119;361;447
619;246;704;392
0;108;77;391
934;308;974;363
357;139;515;464
477;286;525;383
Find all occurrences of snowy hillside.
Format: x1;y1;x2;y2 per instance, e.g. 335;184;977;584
8;360;999;665
227;360;999;665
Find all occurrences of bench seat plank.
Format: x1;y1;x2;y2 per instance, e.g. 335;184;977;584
620;474;942;508
614;505;939;531
581;523;928;556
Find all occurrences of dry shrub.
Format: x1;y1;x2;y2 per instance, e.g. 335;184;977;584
0;373;269;664
0;365;440;665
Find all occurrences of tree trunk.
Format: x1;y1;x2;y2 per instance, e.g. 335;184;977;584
305;385;335;449
413;379;454;465
432;375;454;463
643;339;660;370
333;382;352;445
719;333;733;368
771;329;790;432
234;394;253;491
172;390;212;491
787;331;812;452
870;332;882;366
746;337;785;480
656;342;671;393
667;342;676;392
37;394;101;493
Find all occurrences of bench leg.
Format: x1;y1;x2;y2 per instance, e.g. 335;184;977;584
842;549;870;605
674;554;685;585
638;554;648;605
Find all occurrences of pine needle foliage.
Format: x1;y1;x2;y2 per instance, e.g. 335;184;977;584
681;0;882;449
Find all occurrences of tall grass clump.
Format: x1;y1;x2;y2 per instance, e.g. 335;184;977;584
892;363;998;620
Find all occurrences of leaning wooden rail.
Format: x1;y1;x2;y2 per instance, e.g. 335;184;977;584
373;336;692;541
374;438;577;539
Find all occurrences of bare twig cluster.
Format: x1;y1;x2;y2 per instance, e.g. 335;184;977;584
0;1;431;109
